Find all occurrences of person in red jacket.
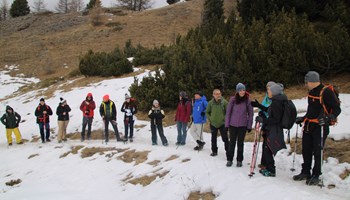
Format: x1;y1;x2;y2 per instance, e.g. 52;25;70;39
175;91;192;145
35;98;53;143
80;93;96;141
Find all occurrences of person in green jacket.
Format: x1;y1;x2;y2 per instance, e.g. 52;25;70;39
206;89;229;156
1;106;23;145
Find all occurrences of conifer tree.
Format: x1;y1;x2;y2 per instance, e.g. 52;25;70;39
10;0;30;17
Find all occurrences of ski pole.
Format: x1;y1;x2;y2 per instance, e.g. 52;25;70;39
249;121;260;177
290;125;299;172
319;125;324;187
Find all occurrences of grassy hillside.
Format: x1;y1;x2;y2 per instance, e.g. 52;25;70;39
0;0;235;80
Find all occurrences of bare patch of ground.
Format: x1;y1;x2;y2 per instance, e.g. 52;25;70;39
80;147;126;158
127;171;169;186
60;145;85;158
5;179;22;186
165;155;179;162
187;191;216;200
147;160;161;166
28;154;39;159
117;150;150;165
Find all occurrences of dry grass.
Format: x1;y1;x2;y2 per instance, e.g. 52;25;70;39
80;147;122;158
30;136;41;143
165;155;179;162
66;130;123;141
127;171;169;186
182;158;191;163
28;154;39;159
5;179;22;186
147;160;161;166
187;191;216;200
339;169;350;180
60;145;85;158
117;150;150;165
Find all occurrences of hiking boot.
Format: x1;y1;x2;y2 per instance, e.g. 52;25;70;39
87;137;91;140
58;140;62;143
180;142;186;145
226;161;233;167
116;139;124;142
8;143;12;146
258;164;266;170
236;161;243;167
261;169;276;177
293;173;311;181
46;138;51;142
152;142;157;145
129;138;133;142
210;152;218;157
81;138;85;142
175;142;181;146
62;139;67;142
163;143;168;146
17;141;23;145
194;146;200;150
306;175;320;186
197;141;205;150
42;140;45;143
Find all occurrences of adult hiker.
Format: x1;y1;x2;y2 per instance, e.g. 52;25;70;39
148;100;168;146
225;83;253;167
293;71;341;185
175;91;191;146
1;106;23;145
190;91;208;151
255;84;287;177
56;97;71;143
80;93;96;141
206;89;229;156
251;81;275;170
35;98;53;143
121;93;137;142
100;94;122;143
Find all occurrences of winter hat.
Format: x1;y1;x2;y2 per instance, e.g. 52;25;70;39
87;93;92;97
60;97;66;104
236;83;246;92
269;84;283;96
266;81;276;88
277;83;284;90
179;91;187;98
125;93;131;100
153;99;159;106
103;95;109;101
304;71;320;83
194;91;203;97
40;98;45;102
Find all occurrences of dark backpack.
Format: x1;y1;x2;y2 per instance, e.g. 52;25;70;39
281;100;297;129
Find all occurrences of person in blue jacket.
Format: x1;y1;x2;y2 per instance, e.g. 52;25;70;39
190;91;208;151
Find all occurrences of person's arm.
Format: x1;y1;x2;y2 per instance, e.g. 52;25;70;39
80;101;86;112
264;101;283;125
225;97;234;128
99;103;104;118
205;101;212;120
0;114;6;125
247;99;254;129
120;102;126;112
15;112;21;125
47;106;53;116
90;101;96;110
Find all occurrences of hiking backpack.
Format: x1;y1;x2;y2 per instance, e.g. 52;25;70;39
281;100;297;129
308;85;341;126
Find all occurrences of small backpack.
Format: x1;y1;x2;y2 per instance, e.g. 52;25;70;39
281;100;297;129
309;85;341;126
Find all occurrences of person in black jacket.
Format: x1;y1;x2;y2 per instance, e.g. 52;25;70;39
1;105;23;145
100;94;122;143
255;84;287;177
35;98;53;143
293;71;341;185
56;98;71;143
148;100;168;146
121;94;137;142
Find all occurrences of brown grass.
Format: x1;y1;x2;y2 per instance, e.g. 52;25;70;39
165;155;179;162
127;171;169;186
60;145;85;158
339;169;350;180
30;136;41;143
80;147;121;158
66;130;123;141
187;191;216;200
147;160;161;166
117;150;150;165
28;154;39;159
182;158;191;163
5;179;22;186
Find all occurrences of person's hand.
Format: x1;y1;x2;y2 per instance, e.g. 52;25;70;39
251;99;261;108
255;116;264;123
63;112;66;115
43;111;47;114
295;117;304;125
318;114;334;126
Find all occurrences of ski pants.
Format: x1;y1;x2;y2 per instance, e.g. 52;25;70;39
6;128;22;144
151;124;168;145
38;122;50;142
176;121;188;144
210;124;229;154
227;126;246;162
57;120;69;141
104;119;120;142
82;116;93;139
190;123;204;142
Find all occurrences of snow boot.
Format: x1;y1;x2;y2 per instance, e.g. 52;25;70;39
210;152;218;157
306;175;320;186
226;161;233;167
236;161;243;167
293;173;311;181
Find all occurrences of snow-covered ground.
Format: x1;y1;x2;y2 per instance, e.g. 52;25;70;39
0;66;349;200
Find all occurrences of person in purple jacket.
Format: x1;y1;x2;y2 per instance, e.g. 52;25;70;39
225;83;254;167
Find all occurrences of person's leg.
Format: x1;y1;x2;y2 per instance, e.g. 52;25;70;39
87;117;93;140
263;144;276;176
124;120;129;140
45;123;50;141
111;120;121;140
158;125;168;145
13;128;22;143
301;129;313;176
311;126;322;176
57;121;64;142
81;117;88;141
39;123;45;142
236;127;247;162
176;121;182;144
190;124;201;143
151;124;157;144
62;120;69;140
210;124;218;155
219;125;229;152
129;120;134;139
104;119;109;142
6;129;13;144
227;126;238;162
181;122;188;144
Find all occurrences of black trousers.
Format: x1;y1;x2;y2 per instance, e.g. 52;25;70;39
261;136;275;173
227;126;246;162
151;124;168;145
301;124;327;176
210;124;229;154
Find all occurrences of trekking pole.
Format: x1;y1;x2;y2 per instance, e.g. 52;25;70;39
290;125;299;172
319;125;324;188
249;121;260;177
102;119;105;144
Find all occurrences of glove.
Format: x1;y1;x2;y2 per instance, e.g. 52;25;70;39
251;99;261;108
318;114;334;126
258;111;265;117
255;116;264;123
247;129;252;133
295;117;304;125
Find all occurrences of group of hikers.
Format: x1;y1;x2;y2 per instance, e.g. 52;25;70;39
1;71;341;185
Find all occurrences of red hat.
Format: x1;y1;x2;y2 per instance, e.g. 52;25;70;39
103;95;109;101
87;93;92;97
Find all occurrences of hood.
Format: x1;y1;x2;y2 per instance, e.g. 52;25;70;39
86;93;93;101
272;94;288;101
6;105;13;113
195;95;207;102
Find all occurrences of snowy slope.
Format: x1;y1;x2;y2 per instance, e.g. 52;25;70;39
0;67;349;200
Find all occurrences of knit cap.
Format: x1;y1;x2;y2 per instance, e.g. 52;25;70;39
236;83;246;91
304;71;320;83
